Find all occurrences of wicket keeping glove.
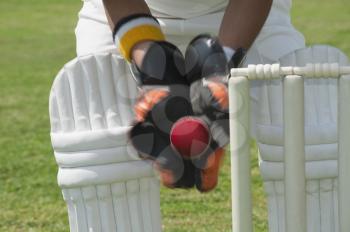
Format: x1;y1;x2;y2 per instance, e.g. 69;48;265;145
129;41;198;189
184;34;246;192
114;14;212;189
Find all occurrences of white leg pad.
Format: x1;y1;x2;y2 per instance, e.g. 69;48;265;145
255;45;350;232
264;179;339;232
49;53;162;232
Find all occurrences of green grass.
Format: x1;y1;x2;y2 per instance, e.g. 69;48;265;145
0;0;349;231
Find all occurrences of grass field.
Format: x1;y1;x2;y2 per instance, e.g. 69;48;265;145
0;0;349;231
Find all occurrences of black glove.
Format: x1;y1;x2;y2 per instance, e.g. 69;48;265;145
129;41;196;188
184;34;246;192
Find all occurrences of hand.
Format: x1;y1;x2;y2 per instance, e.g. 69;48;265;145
184;34;246;192
129;41;197;188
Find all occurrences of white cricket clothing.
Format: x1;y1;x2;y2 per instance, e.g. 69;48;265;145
145;0;228;19
76;0;304;62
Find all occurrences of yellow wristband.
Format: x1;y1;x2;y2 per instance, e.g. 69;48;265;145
118;25;165;62
114;15;165;62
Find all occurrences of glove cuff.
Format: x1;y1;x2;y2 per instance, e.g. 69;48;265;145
130;41;188;86
185;34;247;83
185;34;228;83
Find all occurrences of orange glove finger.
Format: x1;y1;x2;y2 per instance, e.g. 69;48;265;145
198;148;225;192
134;89;169;122
207;81;229;111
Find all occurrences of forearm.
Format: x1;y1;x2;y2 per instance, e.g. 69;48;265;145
219;0;273;50
102;0;151;30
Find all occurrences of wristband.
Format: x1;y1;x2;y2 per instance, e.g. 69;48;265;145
113;14;165;62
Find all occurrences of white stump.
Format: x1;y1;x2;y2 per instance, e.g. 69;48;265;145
283;75;307;232
338;76;350;232
229;77;253;232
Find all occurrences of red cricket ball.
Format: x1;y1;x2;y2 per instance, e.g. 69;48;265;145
170;117;211;159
